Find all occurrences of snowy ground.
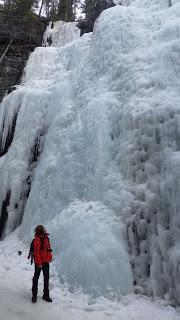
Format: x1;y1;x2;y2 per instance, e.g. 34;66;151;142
0;231;180;320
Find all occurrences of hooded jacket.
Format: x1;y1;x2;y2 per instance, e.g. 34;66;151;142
33;233;52;266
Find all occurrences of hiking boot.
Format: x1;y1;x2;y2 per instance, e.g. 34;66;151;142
32;295;37;303
42;295;52;302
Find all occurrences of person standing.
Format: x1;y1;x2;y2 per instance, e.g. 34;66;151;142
31;225;53;303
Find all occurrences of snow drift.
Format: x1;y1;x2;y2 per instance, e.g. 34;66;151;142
0;0;180;304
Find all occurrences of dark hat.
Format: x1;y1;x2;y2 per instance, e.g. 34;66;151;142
35;225;46;235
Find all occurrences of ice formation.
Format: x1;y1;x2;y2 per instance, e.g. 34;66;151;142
46;201;132;297
43;21;80;47
0;0;180;303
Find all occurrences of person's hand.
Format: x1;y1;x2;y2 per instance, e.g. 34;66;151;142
37;264;42;269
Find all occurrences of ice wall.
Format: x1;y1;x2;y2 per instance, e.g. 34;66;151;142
0;0;180;303
0;22;81;239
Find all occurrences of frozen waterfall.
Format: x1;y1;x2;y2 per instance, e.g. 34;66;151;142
0;0;180;304
0;19;133;298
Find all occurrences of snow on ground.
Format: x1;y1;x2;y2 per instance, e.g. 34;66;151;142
0;230;180;320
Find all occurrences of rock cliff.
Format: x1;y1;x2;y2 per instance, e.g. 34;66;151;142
0;6;47;102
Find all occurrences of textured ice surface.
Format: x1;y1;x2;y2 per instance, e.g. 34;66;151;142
0;0;180;303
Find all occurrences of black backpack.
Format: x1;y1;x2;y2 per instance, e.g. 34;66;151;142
28;238;44;265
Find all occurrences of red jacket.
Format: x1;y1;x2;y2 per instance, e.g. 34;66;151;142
33;234;52;266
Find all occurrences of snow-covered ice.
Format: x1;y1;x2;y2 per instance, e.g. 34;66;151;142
0;0;180;305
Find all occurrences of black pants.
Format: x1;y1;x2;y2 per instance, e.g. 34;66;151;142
32;263;49;297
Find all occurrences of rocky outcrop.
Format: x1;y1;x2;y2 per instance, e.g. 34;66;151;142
0;6;47;102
